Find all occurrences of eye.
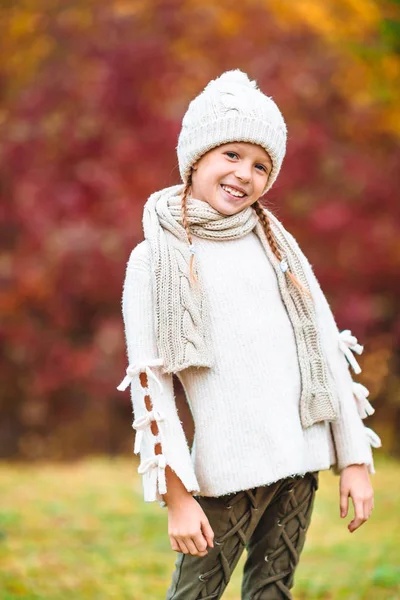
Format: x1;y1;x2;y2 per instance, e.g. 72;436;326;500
225;151;238;159
256;164;268;173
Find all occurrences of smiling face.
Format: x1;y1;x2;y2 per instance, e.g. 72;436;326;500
190;142;273;215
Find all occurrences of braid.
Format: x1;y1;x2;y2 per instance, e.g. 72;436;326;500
180;171;198;286
253;201;283;262
253;201;313;301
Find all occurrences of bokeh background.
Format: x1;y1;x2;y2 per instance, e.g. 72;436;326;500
1;0;399;598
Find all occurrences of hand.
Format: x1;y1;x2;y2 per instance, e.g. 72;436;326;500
339;464;374;533
167;494;214;557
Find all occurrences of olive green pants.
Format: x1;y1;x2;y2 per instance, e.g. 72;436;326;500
165;471;319;600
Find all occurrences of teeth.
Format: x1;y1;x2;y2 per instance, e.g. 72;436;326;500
222;185;245;198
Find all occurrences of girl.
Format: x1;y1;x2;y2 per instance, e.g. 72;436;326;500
117;70;382;599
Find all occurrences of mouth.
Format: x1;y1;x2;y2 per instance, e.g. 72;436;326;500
220;184;248;200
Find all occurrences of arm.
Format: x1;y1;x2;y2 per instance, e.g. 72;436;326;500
327;330;379;533
328;330;381;474
117;241;200;505
118;241;214;555
138;370;194;507
140;367;214;556
284;229;382;472
285;229;381;532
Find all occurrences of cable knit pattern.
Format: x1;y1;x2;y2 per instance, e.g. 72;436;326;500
284;228;382;474
142;184;214;373
119;234;381;502
143;185;338;428
254;215;338;428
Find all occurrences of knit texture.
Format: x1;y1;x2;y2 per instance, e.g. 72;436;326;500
143;184;338;428
177;70;287;194
120;234;379;501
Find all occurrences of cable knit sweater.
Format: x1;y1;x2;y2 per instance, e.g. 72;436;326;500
118;231;381;505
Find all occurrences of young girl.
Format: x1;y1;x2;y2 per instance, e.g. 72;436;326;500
117;70;382;600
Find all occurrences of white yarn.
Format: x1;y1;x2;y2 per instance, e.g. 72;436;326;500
205;69;258;90
364;427;382;448
338;329;364;374
177;69;287;194
142;184;340;429
132;409;166;454
352;381;375;419
116;358;164;392
119;234;380;501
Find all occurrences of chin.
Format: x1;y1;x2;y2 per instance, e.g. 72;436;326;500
221;205;243;216
211;201;239;216
211;196;246;216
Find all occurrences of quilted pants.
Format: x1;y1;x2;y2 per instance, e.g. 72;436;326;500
165;471;319;600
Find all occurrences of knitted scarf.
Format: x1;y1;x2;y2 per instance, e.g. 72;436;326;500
142;183;339;429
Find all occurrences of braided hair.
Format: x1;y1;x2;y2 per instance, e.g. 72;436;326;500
252;200;313;300
180;170;312;300
180;171;198;285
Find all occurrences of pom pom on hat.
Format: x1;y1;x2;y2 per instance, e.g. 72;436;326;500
177;69;287;194
204;68;258;90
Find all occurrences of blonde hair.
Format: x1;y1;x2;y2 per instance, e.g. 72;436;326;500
181;171;198;284
252;200;313;301
180;170;313;301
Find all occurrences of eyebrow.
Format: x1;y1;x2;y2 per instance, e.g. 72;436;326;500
227;143;272;167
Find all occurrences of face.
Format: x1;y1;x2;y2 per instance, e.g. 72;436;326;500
190;142;272;216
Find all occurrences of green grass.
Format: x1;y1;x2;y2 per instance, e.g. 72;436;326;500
0;454;399;599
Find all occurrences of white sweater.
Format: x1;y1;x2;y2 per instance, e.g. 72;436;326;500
119;231;380;504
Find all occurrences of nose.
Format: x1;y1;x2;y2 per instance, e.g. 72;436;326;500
234;160;252;183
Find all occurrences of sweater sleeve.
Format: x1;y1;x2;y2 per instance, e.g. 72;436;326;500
285;230;382;475
327;329;382;475
117;241;200;504
314;294;382;476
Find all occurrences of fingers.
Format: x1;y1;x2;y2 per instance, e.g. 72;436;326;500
348;495;373;533
177;539;190;554
169;532;210;557
169;514;215;557
340;488;349;518
364;499;372;521
340;467;375;532
347;497;364;532
364;492;374;520
192;532;209;556
183;537;202;556
201;517;215;549
186;531;208;556
170;536;180;553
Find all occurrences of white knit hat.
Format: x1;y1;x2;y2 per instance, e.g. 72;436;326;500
177;69;287;194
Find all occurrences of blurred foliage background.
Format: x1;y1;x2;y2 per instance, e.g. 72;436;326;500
1;0;399;462
1;1;400;599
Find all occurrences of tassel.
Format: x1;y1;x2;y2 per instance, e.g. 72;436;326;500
338;330;364;374
132;410;166;454
352;382;375;419
280;258;313;301
138;455;167;496
364;426;382;448
116;358;164;392
156;455;167;495
188;244;199;286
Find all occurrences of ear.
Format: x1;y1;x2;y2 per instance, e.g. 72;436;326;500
192;162;198;171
